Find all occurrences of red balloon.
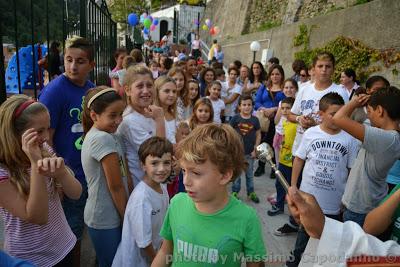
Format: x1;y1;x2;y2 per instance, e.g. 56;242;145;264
209;27;215;35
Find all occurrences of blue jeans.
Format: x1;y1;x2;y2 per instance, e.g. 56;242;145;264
62;184;88;240
87;226;122;267
232;155;254;195
275;164;292;210
343;207;367;227
286;213;341;267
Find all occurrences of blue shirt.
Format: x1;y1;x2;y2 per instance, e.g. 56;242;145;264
387;160;400;185
39;74;95;185
254;84;285;110
0;250;34;267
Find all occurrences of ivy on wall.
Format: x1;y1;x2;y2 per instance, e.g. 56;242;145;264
293;24;400;83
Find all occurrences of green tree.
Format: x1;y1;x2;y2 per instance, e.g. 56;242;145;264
108;0;149;24
1;0;64;46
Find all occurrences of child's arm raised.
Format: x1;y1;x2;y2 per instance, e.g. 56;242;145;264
364;188;400;236
0;129;48;224
224;92;240;105
291;157;305;188
145;105;166;138
102;153;128;219
332;94;370;142
151;239;173;267
274;105;282;125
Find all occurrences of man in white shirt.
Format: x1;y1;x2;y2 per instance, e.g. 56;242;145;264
286;186;400;267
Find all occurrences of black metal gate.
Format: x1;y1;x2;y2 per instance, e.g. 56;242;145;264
0;0;117;104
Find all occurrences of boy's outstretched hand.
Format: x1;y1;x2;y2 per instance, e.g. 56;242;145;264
286;186;325;239
350;93;370;108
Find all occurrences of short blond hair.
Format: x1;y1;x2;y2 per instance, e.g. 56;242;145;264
65;35;94;62
177;124;246;180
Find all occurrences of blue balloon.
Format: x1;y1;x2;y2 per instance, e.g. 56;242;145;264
143;28;149;34
153;19;159;25
127;13;138;26
139;15;145;23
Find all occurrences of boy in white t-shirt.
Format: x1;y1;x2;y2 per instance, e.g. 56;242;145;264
276;52;349;237
286;92;358;267
112;137;173;267
289;52;348;155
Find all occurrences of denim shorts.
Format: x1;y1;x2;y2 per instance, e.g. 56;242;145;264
62;185;88;240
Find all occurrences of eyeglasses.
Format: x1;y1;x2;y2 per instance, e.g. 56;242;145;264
300;74;307;77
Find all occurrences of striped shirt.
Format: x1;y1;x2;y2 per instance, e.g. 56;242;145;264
0;166;76;267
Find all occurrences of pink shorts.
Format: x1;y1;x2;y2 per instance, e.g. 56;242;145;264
273;133;283;151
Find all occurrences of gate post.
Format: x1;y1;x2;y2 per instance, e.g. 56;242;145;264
0;27;6;104
80;0;87;38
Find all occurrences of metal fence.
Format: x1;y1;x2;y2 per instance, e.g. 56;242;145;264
0;0;117;104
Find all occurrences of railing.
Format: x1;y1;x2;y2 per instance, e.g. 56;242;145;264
0;0;117;104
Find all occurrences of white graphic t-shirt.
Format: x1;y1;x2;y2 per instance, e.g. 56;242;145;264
295;126;358;215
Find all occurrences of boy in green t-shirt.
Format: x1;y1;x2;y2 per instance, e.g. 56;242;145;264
364;182;400;242
152;124;267;267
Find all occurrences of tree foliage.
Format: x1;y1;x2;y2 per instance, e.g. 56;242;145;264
1;0;65;46
108;0;149;24
293;24;400;83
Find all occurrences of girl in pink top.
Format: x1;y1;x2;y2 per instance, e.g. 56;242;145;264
0;95;82;267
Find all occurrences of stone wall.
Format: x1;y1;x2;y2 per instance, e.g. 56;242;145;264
243;0;288;34
218;0;400;87
239;0;364;34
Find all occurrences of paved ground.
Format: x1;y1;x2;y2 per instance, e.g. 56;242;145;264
0;164;296;266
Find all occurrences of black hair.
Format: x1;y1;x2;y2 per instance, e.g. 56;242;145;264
368;86;400;120
214;68;225;77
365;75;390;90
268;57;280;65
233;60;242;69
343;68;356;81
292;59;306;74
163;57;174;71
281;97;295;106
138;136;173;164
238;94;254;105
319;92;344;111
249;61;267;83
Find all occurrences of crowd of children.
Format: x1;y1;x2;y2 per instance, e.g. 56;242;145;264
1;35;400;267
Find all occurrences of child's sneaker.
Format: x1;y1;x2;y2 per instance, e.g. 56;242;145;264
267;205;284;216
274;223;298;236
232;192;239;199
248;192;260;203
